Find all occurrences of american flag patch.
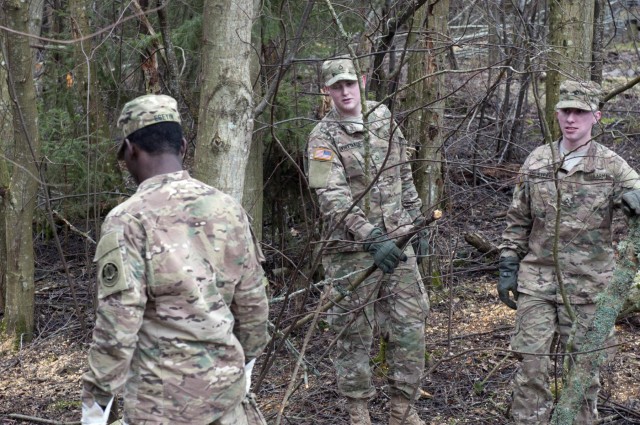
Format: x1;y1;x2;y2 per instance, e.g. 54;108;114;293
312;148;334;161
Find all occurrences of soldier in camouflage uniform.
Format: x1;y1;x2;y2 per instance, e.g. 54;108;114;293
499;80;640;424
305;57;430;425
81;94;269;425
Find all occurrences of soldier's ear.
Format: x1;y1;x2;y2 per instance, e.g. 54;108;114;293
179;137;188;159
593;110;602;123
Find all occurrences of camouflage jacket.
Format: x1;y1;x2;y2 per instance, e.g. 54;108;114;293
82;171;269;424
306;101;422;253
500;141;640;304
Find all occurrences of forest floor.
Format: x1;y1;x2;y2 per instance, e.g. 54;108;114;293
4;44;640;425
2;273;640;424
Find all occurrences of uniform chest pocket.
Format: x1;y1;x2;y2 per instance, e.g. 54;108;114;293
529;174;554;218
340;149;367;178
571;177;614;229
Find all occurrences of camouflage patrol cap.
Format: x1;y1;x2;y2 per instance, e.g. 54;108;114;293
322;56;358;87
555;80;602;111
116;94;181;158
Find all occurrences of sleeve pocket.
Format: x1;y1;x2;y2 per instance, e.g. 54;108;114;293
308;160;333;188
94;232;129;299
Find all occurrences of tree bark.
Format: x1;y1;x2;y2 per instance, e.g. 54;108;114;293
0;35;11;315
1;0;42;343
193;0;257;202
551;217;640;424
591;0;604;83
404;0;447;287
242;0;264;238
406;0;447;213
545;0;596;139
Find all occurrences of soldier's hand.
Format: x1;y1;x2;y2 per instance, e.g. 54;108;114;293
622;189;640;217
364;228;407;274
498;256;519;310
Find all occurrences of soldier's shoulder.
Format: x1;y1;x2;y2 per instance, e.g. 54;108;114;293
101;200;141;235
529;143;552;156
367;101;389;118
592;141;621;159
309;117;340;144
522;143;553;167
104;192;142;221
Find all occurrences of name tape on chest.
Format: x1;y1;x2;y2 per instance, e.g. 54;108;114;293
339;141;363;152
312;148;334;161
586;171;612;181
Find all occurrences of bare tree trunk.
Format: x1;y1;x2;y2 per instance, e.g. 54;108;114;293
591;0;605;83
405;0;448;288
407;0;447;212
0;36;11;315
242;0;264;238
194;0;257;202
1;0;42;343
552;218;640;424
545;0;596;138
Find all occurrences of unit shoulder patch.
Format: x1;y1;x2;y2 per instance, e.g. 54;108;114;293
94;231;129;298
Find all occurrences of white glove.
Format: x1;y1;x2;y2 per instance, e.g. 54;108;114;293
244;359;256;394
81;397;114;425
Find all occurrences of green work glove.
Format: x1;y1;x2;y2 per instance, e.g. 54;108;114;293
498;256;519;310
411;229;429;265
364;228;407;274
621;189;640;217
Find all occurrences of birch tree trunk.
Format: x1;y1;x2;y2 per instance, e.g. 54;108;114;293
193;0;257;203
1;0;41;343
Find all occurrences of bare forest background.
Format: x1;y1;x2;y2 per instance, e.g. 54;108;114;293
2;0;640;424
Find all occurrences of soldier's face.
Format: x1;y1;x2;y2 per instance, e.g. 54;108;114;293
326;79;362;117
556;108;601;146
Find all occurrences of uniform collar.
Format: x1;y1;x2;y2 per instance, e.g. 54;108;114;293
552;139;599;173
326;107;365;134
137;170;190;191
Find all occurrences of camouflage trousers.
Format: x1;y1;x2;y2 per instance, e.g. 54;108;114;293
323;249;430;400
510;293;616;425
115;394;267;425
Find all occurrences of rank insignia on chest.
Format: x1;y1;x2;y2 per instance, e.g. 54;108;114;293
312;148;334;161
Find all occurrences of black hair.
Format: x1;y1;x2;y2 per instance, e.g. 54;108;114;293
126;122;183;156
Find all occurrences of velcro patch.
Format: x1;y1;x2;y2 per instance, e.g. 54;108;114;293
312;148;334;161
94;231;129;298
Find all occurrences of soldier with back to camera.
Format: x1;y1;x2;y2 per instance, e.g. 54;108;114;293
81;94;269;425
